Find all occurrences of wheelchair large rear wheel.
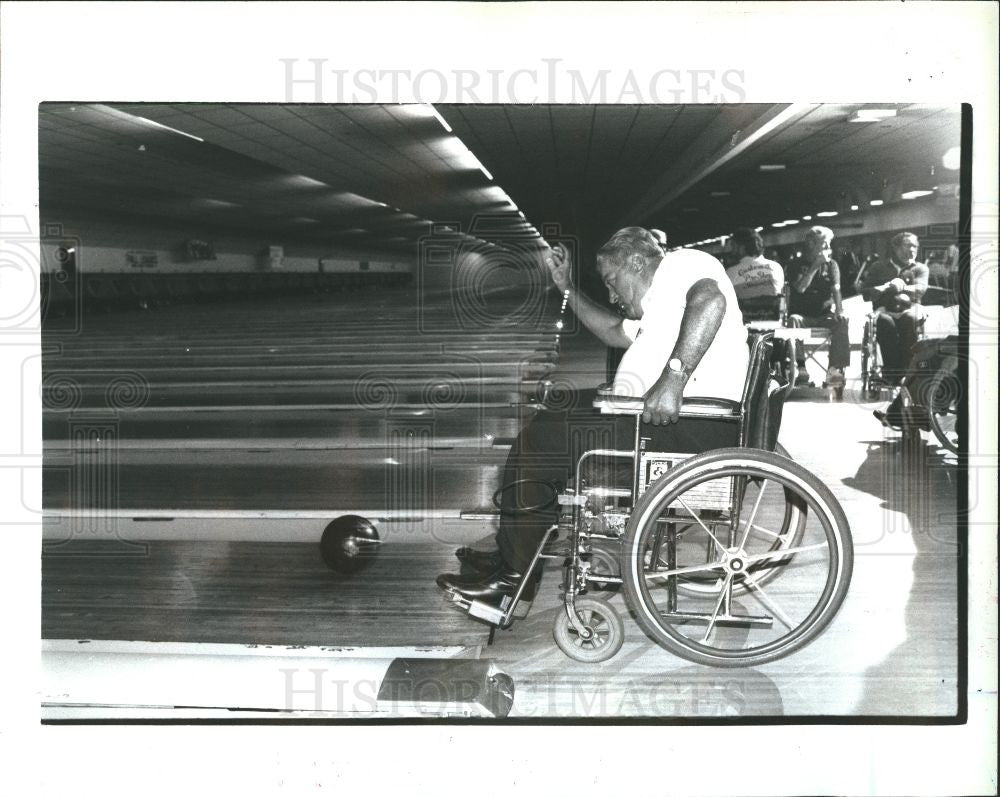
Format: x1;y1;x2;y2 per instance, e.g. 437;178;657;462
925;363;960;455
668;444;806;597
622;448;852;667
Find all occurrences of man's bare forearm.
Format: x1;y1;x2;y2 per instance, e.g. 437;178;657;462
565;286;632;348
665;278;726;376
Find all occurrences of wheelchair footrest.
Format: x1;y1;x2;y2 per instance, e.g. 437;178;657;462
445;592;521;626
660;610;774;628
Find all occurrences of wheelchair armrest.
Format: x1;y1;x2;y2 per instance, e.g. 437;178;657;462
593;392;740;419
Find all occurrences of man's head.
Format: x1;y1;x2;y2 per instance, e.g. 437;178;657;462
891;232;919;265
804;225;834;261
595;226;662;319
731;227;764;259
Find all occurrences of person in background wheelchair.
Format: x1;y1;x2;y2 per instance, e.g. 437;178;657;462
786;225;850;389
436;226;748;618
857;231;929;385
724;227;785;321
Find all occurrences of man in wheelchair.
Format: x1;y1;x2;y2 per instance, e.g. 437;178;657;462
436;226;749;618
724;226;785;322
858;231;930;385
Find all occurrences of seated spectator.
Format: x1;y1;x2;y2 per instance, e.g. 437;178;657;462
857;231;929;385
787;226;850;388
725;227;785;318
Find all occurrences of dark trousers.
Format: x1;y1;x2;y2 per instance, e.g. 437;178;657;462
788;313;850;370
876;309;921;384
496;389;739;572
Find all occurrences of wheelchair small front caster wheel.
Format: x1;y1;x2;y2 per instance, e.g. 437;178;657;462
553;597;624;663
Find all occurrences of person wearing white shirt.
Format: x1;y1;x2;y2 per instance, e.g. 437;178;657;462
725;227;785;305
437;227;749;617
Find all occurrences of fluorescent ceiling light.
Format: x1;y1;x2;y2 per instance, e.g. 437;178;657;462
754;226;764;232
283;175;327;189
758;164;786;172
428;105;452;133
850;205;859;211
801;215;813;221
901;189;934;200
870;199;884;206
331;192;386;209
771;222;786;228
132;114;205;142
196;198;240;208
436;135;493;179
816;211;838;217
782;219;798;225
847;108;897;123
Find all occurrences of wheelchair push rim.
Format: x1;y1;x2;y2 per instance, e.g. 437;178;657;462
622;448;853;668
925;365;960;455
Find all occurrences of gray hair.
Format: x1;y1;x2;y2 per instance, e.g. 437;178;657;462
596;227;663;274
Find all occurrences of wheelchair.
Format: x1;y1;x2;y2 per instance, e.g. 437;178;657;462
893;335;961;455
455;332;855;667
861;302;929;400
861;311;891;399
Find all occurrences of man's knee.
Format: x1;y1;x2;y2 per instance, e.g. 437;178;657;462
898;308;920;333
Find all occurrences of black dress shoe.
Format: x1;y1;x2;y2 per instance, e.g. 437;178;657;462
873;408;903;430
436;565;540;618
455;546;503;573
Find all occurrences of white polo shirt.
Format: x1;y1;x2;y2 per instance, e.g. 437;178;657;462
612;249;749;401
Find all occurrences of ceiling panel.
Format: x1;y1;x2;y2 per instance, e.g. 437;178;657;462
38;102;962;253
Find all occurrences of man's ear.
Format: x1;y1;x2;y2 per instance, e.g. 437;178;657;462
631;253;645;271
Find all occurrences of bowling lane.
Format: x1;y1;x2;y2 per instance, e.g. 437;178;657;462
44;447;510;513
42;541;489;648
42;379;543;410
42;406;531;450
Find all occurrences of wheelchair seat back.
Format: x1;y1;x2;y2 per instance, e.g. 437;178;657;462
742;332;787;452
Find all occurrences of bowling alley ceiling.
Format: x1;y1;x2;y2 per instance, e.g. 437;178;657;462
38;102;961;250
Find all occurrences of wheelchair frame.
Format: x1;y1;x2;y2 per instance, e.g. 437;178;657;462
457;332;855;667
861;307;930;400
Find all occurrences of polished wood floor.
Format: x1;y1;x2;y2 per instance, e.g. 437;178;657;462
41;284;961;718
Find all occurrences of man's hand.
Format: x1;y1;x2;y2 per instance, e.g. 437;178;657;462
545;243;573;293
643;373;684;426
888;277;906;293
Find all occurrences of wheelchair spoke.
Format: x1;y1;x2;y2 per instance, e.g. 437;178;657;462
676;497;728;555
701;573;735;643
740;571;794;630
737;479;767;550
645;560;727;582
744;542;830;563
748;523;782;540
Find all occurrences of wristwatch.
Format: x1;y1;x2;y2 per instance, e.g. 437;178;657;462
667;357;690;380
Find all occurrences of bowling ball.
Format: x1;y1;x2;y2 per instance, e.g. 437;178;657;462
320;515;380;573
